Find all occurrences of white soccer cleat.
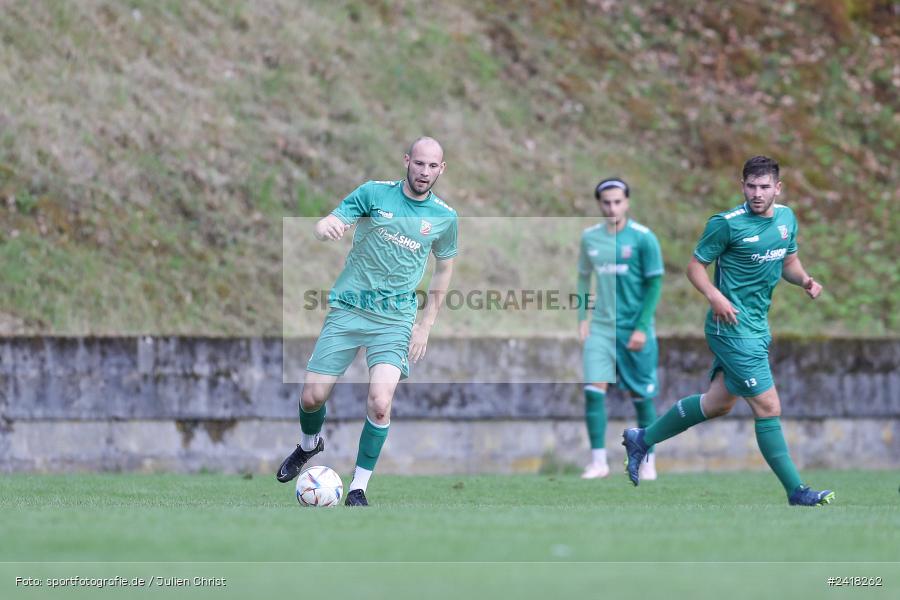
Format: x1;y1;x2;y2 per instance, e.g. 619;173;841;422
581;462;610;479
638;453;657;481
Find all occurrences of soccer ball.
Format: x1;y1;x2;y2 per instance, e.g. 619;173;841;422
295;466;343;507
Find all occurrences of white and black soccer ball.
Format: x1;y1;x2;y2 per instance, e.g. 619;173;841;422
295;466;343;507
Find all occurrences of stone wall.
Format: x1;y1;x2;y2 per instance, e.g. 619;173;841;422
1;336;898;473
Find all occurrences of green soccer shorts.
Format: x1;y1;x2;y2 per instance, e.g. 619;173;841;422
583;326;659;398
706;333;774;397
306;307;412;379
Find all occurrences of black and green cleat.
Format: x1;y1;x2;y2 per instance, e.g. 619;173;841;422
788;485;835;506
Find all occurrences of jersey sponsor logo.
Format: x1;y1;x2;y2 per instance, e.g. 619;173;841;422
778;225;788;239
621;244;633;259
742;235;759;242
750;248;787;264
377;227;422;252
420;219;432;235
376;209;394;219
595;263;629;275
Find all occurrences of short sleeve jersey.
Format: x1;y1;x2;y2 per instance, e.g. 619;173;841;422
328;180;458;324
579;219;665;331
693;202;798;338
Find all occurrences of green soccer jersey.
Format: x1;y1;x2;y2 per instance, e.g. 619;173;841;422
693;202;798;338
328;180;458;324
578;219;665;332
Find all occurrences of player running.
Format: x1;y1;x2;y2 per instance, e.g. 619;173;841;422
623;156;834;506
276;137;458;506
578;177;664;480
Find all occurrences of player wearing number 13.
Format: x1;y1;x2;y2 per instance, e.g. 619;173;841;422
623;156;834;506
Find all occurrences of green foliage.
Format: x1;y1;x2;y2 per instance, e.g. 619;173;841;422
0;0;895;335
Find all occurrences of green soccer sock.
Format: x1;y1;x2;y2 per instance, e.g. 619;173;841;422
300;403;326;435
632;398;658;454
755;417;803;496
356;417;389;471
299;403;326;450
643;394;707;446
585;387;607;450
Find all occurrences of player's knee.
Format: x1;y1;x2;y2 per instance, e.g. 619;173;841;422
756;402;781;418
367;392;392;420
300;386;327;410
704;395;737;418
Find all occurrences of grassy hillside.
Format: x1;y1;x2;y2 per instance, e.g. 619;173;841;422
1;0;897;336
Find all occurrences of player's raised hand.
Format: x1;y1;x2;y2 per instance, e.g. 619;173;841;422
314;215;351;241
408;322;430;363
803;276;822;299
626;329;647;351
708;290;739;325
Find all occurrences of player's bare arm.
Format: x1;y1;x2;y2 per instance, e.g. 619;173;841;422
686;256;739;325
314;214;351;241
782;253;822;299
409;257;454;363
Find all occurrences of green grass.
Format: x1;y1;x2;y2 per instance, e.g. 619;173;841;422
2;471;898;599
2;471;897;562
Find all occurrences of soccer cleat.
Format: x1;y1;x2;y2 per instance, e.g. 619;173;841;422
638;453;657;481
275;437;324;483
788;485;835;507
622;428;649;486
345;488;369;507
581;462;610;479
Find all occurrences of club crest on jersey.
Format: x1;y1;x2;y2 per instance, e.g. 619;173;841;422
621;245;633;259
778;225;788;239
420;220;432;235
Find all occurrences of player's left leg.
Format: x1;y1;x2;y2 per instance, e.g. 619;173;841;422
616;334;660;479
345;321;411;507
345;363;402;507
631;394;658;480
745;386;834;506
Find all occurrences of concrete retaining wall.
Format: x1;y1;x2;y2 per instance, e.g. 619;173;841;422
1;336;898;473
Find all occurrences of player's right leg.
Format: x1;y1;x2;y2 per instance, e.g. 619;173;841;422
623;372;736;485
277;309;360;482
582;383;610;479
582;331;614;479
276;371;336;483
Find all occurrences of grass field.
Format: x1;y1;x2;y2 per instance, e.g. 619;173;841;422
2;471;898;598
